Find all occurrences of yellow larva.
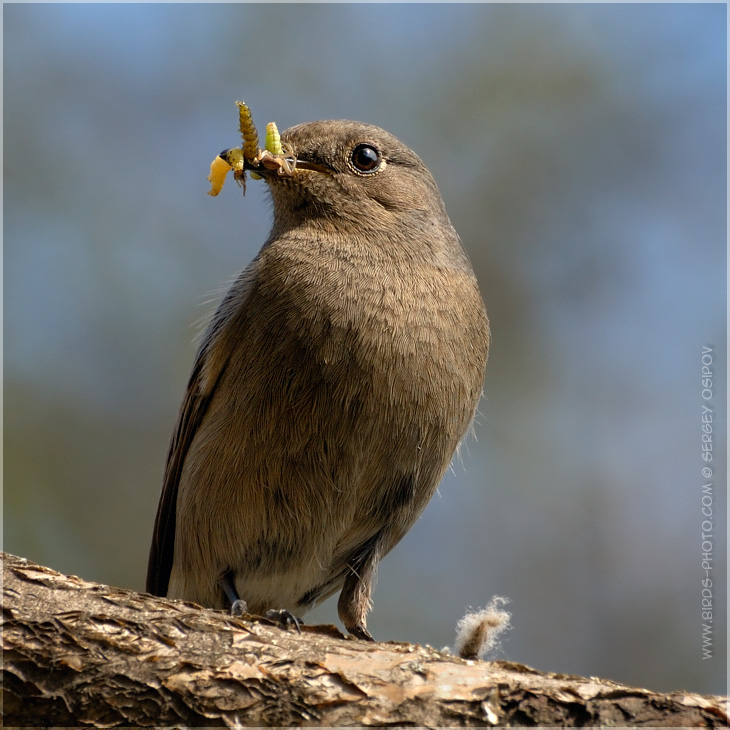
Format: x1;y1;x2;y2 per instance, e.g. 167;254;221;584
236;101;259;161
207;148;244;196
265;122;283;155
207;155;230;197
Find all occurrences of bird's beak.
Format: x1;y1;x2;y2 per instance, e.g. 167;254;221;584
292;159;331;174
243;156;330;176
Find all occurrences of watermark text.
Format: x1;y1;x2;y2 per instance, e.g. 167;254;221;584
699;345;714;660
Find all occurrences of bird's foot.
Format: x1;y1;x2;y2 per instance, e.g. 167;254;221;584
230;599;248;616
265;608;303;634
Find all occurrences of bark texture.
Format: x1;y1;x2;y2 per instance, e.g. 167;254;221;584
2;552;727;727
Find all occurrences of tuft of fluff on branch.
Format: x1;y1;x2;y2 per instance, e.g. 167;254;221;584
453;596;511;660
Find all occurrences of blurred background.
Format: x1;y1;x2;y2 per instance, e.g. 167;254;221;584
4;3;726;696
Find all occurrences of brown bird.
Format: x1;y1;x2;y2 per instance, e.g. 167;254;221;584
146;120;489;640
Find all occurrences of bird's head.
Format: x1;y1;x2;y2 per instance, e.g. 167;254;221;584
263;120;450;238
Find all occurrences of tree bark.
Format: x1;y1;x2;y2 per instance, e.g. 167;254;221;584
2;552;727;727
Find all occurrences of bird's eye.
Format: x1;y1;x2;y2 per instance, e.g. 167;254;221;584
350;144;382;173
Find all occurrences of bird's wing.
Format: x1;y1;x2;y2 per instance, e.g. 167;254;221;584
145;351;217;596
145;265;258;597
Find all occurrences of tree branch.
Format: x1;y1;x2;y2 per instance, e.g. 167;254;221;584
2;552;727;727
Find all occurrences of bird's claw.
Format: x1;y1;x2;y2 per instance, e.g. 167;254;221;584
265;608;303;634
230;599;248;617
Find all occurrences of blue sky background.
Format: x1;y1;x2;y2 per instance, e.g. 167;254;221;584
4;3;726;695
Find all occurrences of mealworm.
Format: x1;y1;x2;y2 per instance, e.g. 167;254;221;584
236;101;259;161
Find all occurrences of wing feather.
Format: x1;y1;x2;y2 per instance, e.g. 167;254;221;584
145;354;215;596
145;265;257;596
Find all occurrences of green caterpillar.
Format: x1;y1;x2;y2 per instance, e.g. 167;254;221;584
265;122;283;155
